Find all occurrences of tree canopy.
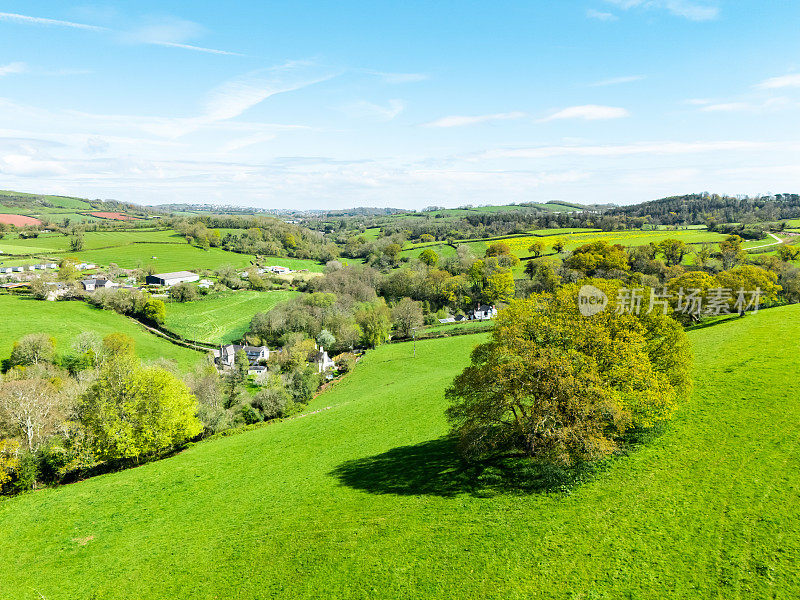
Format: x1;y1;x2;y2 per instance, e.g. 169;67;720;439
446;280;692;465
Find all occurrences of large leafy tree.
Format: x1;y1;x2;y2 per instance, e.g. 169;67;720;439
564;241;630;276
484;270;515;304
356;299;392;348
718;235;746;270
658;239;689;266
391;297;424;338
716;265;782;310
143;298;166;326
446;280;692;465
9;333;56;367
81;356;202;461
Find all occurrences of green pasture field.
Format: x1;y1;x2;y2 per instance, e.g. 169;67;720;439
1;305;799;599
164;290;298;345
63;244;255;272
462;229;731;259
363;227;381;240
526;227;601;236
0;295;202;371
420;319;495;335
0;230;180;256
259;256;326;272
34;212;101;223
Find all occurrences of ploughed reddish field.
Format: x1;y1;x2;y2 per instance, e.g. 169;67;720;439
0;214;42;226
88;212;136;221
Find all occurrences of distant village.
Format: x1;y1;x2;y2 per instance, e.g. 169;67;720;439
1;259;497;379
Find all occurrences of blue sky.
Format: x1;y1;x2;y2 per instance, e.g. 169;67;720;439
0;1;799;209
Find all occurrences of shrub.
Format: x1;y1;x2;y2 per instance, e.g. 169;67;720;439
168;282;199;302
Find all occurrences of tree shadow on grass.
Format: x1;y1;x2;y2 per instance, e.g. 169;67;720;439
329;436;602;498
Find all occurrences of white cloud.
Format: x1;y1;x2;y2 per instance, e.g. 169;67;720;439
219;132;278;153
586;9;619;21
200;63;337;124
539;105;629;122
755;73;800;90
587;75;644;87
0;11;242;56
701;102;752;112
604;1;719;21
482;140;776;160
0;153;69;177
0;11;109;31
423;111;526;128
0;62;26;76
343;99;406;121
368;71;429;84
696;97;794;113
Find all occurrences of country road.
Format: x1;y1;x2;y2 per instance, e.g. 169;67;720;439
747;232;783;250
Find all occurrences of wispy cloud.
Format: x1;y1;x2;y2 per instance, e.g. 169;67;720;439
122;17;246;57
482;140;777;160
755;73;800;90
698;97;794;113
0;11;242;56
539;105;629;122
423;111;526;128
200;63;336;124
604;1;719;21
343;99;406;121
368;70;429;84
0;11;109;31
700;102;751;112
586;9;619;21
0;62;26;77
587;75;644;87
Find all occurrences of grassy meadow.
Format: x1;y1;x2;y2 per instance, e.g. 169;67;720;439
63;243;254;272
0;228;328;274
1;305;798;598
0;295;203;371
398;228;735;266
165;290;299;345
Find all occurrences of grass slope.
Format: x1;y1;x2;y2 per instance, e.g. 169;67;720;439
165;290;299;345
0;296;203;371
1;307;800;598
64;244;254;272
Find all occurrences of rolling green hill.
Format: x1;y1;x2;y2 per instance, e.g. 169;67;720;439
0;295;203;371
164;290;299;345
1;305;798;598
0;190;153;223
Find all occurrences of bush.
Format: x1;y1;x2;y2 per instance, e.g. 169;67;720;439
238;404;263;425
333;352;357;373
253;386;290;420
168;282;199;302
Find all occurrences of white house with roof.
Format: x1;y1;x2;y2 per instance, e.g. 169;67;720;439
469;304;498;320
312;346;336;373
215;344;270;368
81;278;115;292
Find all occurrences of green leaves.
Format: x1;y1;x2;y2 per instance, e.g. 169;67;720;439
446;280;692;465
81;356;202;461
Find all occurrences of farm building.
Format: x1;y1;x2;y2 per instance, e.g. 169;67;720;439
215;344;270;368
146;271;200;286
264;265;293;275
